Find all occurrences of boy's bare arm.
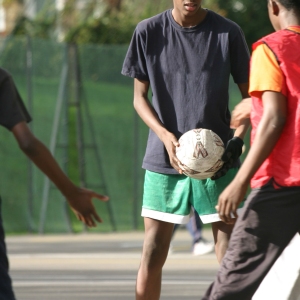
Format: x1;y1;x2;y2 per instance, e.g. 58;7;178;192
11;122;109;227
217;91;287;224
233;83;251;139
133;78;182;173
211;83;250;180
231;98;252;129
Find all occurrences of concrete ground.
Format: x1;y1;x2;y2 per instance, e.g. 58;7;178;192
7;228;218;300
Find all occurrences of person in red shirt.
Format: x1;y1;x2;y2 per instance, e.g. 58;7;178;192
202;0;300;299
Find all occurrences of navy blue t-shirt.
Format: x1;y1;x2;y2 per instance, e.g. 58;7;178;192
0;68;31;130
122;9;250;174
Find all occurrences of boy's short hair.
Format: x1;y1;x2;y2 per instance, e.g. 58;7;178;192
276;0;300;10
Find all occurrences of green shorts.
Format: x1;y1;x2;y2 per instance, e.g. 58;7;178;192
142;169;244;224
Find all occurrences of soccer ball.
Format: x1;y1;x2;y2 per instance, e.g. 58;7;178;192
176;128;225;180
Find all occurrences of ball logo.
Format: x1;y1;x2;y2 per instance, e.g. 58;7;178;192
193;129;208;159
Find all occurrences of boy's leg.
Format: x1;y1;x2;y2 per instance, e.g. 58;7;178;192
136;217;174;300
0;197;16;300
137;171;192;299
211;221;234;263
202;182;300;300
187;210;214;255
192;168;239;261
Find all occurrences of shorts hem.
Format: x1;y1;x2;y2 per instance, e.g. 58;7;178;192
141;208;191;224
200;208;244;224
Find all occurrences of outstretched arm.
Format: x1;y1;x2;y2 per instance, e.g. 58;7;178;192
11;122;109;228
217;91;287;223
133;78;182;173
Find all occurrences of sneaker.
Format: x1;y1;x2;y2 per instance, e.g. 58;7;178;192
192;238;214;256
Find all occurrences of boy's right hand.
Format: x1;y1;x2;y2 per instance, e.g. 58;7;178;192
160;132;183;174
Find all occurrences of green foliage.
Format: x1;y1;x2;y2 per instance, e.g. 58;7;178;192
215;0;274;46
64;10;136;44
9;0;173;44
12;3;57;39
9;0;274;46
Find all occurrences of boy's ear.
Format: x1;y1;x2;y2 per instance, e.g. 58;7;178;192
271;1;280;16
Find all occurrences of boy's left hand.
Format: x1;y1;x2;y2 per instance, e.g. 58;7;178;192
216;179;247;224
211;137;244;180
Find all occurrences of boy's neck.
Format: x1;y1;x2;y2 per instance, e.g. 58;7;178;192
279;12;300;30
172;8;207;28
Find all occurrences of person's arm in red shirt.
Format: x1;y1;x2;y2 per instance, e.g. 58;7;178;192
216;90;287;223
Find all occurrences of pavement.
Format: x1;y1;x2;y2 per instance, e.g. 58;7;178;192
6;228;219;300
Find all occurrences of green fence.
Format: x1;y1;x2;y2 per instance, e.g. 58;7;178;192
0;36;250;234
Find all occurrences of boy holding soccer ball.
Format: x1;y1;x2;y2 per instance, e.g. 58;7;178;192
122;0;250;299
202;0;300;299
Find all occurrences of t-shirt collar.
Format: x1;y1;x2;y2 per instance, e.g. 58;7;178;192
167;8;211;32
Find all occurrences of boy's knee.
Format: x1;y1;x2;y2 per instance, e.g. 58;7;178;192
141;240;169;269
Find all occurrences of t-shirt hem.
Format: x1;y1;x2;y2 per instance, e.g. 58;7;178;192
142;162;179;175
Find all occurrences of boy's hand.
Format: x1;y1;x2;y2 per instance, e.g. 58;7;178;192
216;179;247;224
161;132;183;174
65;187;109;227
211;137;244;180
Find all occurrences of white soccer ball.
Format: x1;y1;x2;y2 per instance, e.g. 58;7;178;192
176;128;225;180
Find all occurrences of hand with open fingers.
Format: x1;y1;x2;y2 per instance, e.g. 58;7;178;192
216;179;247;224
211;137;244;180
230;98;252;129
161;133;183;174
66;187;109;228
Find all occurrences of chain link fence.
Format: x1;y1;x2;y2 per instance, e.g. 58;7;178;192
0;35;149;233
0;36;249;234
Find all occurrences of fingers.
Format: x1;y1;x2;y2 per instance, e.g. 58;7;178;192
92;211;103;223
231;98;251;128
93;192;109;201
172;140;180;147
230;111;244;129
86;217;96;228
80;212;101;228
75;205;103;228
221;150;232;162
211;161;232;180
170;145;184;174
216;200;236;224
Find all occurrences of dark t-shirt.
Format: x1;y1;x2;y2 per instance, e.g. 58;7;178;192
0;68;31;130
122;9;250;174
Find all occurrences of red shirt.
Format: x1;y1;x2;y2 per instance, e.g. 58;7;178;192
249;26;300;188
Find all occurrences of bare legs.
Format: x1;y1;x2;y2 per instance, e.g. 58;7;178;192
211;221;235;263
135;218;234;299
136;218;174;300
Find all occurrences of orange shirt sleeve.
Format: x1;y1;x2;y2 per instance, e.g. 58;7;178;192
249;43;286;98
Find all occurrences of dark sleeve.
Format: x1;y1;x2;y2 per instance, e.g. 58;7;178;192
229;25;250;84
121;23;149;81
0;73;32;130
